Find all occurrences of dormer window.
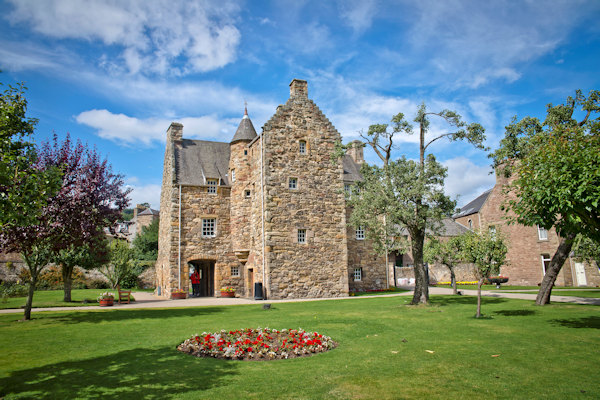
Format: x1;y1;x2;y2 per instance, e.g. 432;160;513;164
207;179;218;194
299;140;307;154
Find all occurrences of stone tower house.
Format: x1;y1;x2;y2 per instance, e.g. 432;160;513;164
155;79;388;299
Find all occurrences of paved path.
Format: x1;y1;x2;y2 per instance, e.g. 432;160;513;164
1;286;598;315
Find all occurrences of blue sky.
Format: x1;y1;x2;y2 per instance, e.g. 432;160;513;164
1;0;599;210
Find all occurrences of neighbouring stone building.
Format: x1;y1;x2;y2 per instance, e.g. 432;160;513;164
454;172;600;287
155;79;389;299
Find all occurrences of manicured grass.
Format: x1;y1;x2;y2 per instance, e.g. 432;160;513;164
433;284;582;291
0;296;598;399
351;288;410;296
0;289;139;309
503;290;600;298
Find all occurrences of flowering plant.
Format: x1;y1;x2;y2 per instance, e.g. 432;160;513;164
177;327;336;361
172;289;187;294
220;286;235;293
488;275;509;280
97;292;114;301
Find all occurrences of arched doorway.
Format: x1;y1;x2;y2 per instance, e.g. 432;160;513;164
188;260;215;297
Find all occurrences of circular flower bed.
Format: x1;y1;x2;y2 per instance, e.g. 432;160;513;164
177;328;337;361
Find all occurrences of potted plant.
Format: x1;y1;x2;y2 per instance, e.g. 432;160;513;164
171;289;188;300
97;292;114;307
487;275;509;288
220;286;236;298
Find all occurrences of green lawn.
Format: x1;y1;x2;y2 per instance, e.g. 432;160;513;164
0;296;598;399
0;289;140;309
433;284;584;291
351;287;410;296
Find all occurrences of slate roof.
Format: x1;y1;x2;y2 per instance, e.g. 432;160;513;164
174;139;231;186
453;189;492;218
231;114;257;144
343;155;362;182
395;218;471;237
138;208;160;216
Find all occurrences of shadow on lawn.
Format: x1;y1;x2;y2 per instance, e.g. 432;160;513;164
0;346;238;399
429;296;507;306
550;316;600;329
41;307;228;325
494;309;537;316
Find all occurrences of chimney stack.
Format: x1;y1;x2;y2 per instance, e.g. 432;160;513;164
167;122;183;142
347;140;364;164
289;79;308;98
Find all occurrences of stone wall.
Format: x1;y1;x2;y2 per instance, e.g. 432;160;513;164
260;79;349;299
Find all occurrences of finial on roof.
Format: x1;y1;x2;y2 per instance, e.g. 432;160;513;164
243;101;248;119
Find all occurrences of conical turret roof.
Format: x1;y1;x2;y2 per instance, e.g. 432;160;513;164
231;107;257;144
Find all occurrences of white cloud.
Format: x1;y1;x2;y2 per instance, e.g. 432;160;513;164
75;109;236;146
6;0;241;76
126;182;162;210
442;157;495;207
338;0;378;34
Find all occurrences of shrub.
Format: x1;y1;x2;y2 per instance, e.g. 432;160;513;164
0;281;28;302
18;266;88;290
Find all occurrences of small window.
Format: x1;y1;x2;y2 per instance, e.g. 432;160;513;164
538;225;548;240
231;266;240;277
231;169;236;183
297;229;306;244
244;149;248;155
245;190;251;198
355;226;365;240
289;177;298;189
344;184;351;194
489;225;496;239
541;254;551;274
207;179;218;194
353;268;362;281
468;219;473;229
299;140;307;154
202;218;216;237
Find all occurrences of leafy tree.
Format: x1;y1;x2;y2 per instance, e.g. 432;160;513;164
98;239;135;289
36;133;131;301
0;81;61;320
461;230;508;318
572;235;600;267
424;235;467;295
490;89;600;305
132;218;159;265
345;106;486;304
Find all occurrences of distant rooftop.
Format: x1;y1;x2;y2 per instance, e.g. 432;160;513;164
453;189;492;218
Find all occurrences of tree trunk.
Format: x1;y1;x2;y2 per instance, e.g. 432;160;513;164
536;232;577;305
476;278;484;318
450;267;457;295
410;231;429;304
62;264;73;302
23;275;37;321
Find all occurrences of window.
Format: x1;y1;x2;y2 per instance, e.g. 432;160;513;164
297;229;306;244
207;179;218;194
353;268;362;281
468;219;473;229
541;254;551;275
489;225;496;239
231;169;236;183
355;226;365;240
202;218;216;237
299;140;307;154
538;225;548;240
245;189;251;198
394;252;404;268
344;184;351;194
231;266;240;277
244;149;248;155
289;177;298;189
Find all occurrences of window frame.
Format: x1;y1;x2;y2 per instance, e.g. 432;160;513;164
355;226;365;240
202;218;217;237
207;179;218;194
231;266;240;277
289;177;298;190
353;267;362;281
537;225;548;241
541;253;551;275
299;140;307;154
297;229;306;244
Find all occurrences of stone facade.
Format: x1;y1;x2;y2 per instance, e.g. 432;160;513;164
454;173;600;287
155;79;387;299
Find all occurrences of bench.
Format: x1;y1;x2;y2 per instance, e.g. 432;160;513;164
117;285;131;304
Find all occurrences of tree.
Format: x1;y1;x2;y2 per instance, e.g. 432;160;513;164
424;235;467;295
98;239;135;289
572;235;600;268
36;133;131;301
462;230;508;318
346;106;486;304
132;218;159;266
491;89;600;305
0;81;62;320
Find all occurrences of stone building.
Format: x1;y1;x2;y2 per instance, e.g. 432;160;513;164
454;173;600;287
155;79;388;299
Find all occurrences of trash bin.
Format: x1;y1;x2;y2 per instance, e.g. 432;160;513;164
254;282;264;300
